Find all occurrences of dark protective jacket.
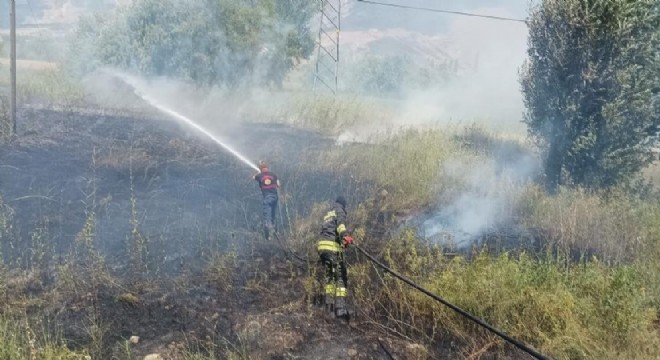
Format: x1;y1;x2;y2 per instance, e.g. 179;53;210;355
254;170;279;196
319;202;348;241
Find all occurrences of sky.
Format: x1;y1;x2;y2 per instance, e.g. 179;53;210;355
343;0;532;32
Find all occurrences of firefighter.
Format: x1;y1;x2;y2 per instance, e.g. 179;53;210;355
317;196;354;319
253;161;280;240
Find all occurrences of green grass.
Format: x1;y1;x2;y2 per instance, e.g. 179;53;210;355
284;118;660;359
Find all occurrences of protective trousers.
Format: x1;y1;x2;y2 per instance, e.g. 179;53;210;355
262;194;278;239
317;240;348;318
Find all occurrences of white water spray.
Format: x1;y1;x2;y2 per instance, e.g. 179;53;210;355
112;72;260;172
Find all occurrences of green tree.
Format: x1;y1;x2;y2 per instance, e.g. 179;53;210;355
354;56;409;96
70;0;316;88
521;0;660;192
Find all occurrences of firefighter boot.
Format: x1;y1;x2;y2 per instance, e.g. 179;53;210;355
263;224;274;241
324;283;335;313
334;285;349;321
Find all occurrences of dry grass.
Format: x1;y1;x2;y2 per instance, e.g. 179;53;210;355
0;311;90;360
205;249;238;294
320;128;473;210
350;231;660;360
271;94;394;134
518;186;660;264
0;95;10;141
642;160;660;189
16;68;86;105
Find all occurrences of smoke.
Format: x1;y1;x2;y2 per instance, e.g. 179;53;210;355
23;0;116;24
334;0;530;141
105;70;261;171
83;68;277;123
81;69;268;169
421;143;539;248
419;6;528;128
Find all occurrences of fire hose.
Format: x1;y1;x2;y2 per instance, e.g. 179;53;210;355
353;244;551;360
270;193;548;358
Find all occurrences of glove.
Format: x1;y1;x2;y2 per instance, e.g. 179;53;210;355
342;234;354;247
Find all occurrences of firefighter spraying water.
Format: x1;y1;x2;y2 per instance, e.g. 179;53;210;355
114;72;284;242
253;161;281;240
115;71;360;324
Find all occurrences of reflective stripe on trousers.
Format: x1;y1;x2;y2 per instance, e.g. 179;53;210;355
325;283;335;295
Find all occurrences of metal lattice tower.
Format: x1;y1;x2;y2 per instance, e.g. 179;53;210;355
313;0;341;94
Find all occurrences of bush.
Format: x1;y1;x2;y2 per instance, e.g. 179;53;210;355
342;55;457;96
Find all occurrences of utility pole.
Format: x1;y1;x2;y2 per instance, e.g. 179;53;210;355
313;0;341;95
9;0;17;135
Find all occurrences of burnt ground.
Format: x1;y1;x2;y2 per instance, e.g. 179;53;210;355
1;107;359;269
0;107;440;359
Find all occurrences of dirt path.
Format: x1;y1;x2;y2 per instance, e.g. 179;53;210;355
0;58;58;70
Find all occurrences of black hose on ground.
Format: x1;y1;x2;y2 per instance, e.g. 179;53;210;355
377;337;396;360
354;244;551;360
273;189;309;264
273;231;309;264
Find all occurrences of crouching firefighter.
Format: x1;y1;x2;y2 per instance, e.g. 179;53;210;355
317;196;354;320
253;161;281;240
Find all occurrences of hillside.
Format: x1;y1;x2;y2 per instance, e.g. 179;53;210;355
0;106;466;359
1;0;659;359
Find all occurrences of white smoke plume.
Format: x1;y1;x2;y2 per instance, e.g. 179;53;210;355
422;147;539;249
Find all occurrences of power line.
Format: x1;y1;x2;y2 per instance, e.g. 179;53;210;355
356;0;528;24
